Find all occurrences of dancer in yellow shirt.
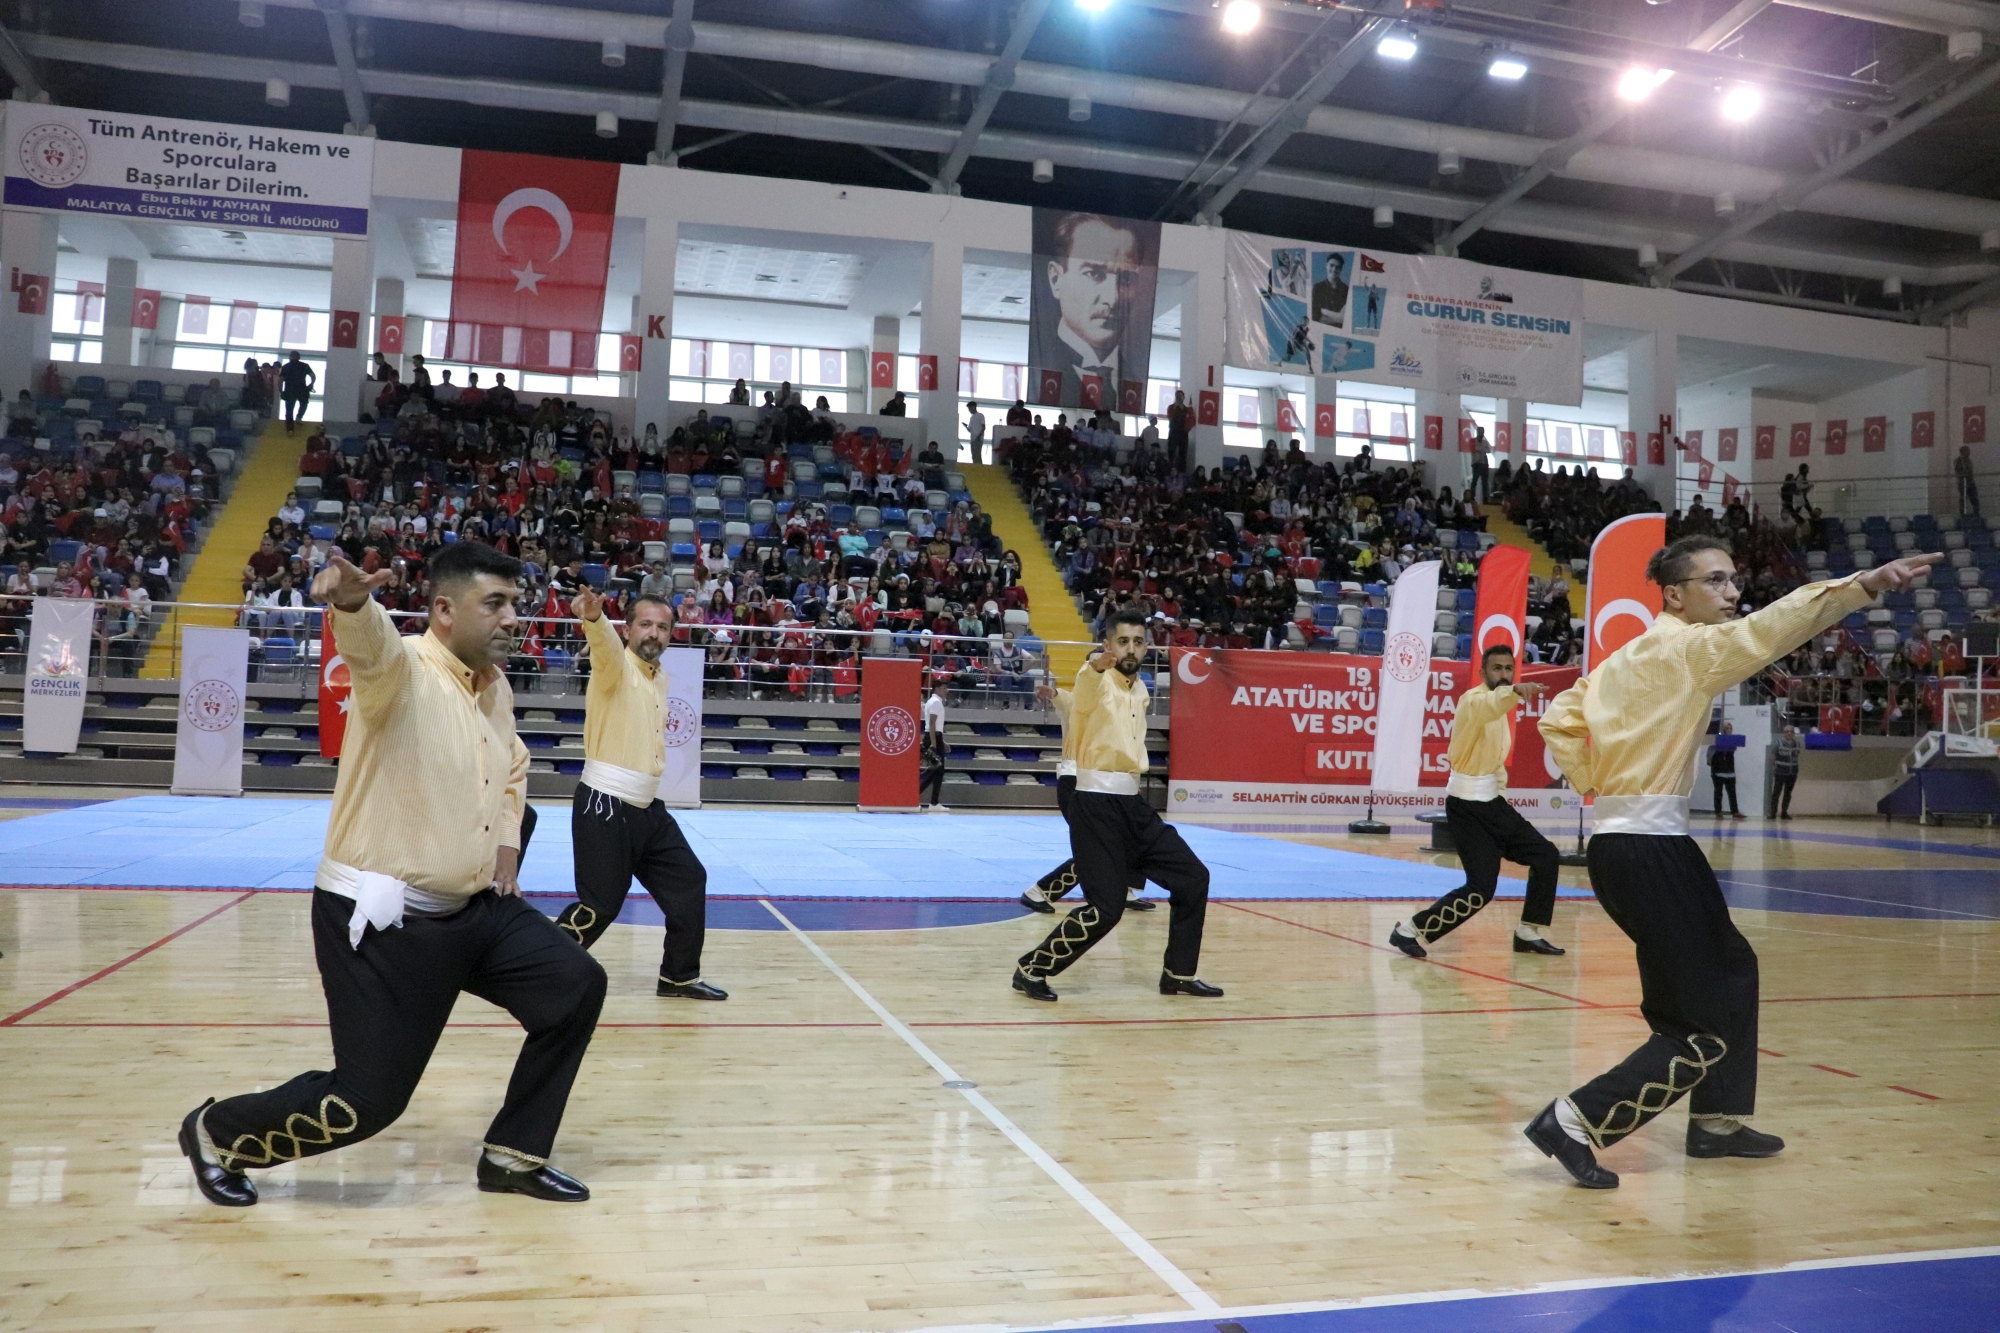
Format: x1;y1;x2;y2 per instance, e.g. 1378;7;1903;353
1019;680;1154;915
1524;535;1937;1189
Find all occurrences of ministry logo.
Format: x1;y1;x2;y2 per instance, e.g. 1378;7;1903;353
1383;631;1429;683
866;705;919;757
182;679;242;733
662;696;699;747
20;123;87;188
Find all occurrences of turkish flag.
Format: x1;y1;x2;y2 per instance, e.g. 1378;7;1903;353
1698;457;1714;487
1825;418;1847;455
1722;474;1739;506
319;614;352;759
570;329;598;371
1276;398;1300;434
1912;410;1935;449
916;354;938;391
449;149;618;343
131;288;161;331
1967;404;1988;445
1620;431;1636;465
1789;422;1811;457
1081;374;1108;410
15;274;46;316
957;357;976;394
1314;403;1336;438
1359;253;1386;273
1585;513;1666;671
1472;543;1529;659
229;300;259;340
619;334;643;371
330;309;360;348
1423;414;1443;450
377;315;405;355
1863;415;1887;452
1457;417;1475;452
768;346;792;382
871;352;896;390
1683;429;1702;458
1717;427;1738;461
1197;389;1219;426
1494;420;1511;453
281;305;310;346
1754;424;1776;459
1119;379;1145;414
75;280;103;323
821;349;844;384
181;295;209;335
726;343;753;379
687;339;710;377
1646;432;1664;466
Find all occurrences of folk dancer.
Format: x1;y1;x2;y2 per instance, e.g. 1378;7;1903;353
1019;677;1154;915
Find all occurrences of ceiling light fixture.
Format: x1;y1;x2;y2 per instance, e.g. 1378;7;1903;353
1221;2;1261;36
1616;66;1672;102
1378;30;1419;61
1076;0;1113;11
1488;54;1528;80
1720;84;1762;121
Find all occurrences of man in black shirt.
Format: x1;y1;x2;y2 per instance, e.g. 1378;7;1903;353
1709;722;1743;819
279;351;317;433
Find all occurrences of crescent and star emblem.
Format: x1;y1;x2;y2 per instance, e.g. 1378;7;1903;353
1477;613;1520;654
1175;652;1212;686
491;187;575;295
1592;598;1655;653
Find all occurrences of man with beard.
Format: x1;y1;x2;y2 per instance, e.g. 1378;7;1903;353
1012;608;1218;1002
554;587;726;1001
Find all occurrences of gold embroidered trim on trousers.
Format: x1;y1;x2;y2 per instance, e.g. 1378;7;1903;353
216;1095;360;1170
1019;904;1102;978
483;1141;549;1168
557;903;598;946
1571;1033;1728;1149
1414;890;1486;942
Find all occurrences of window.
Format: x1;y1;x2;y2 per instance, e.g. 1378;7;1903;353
1331;396;1413;462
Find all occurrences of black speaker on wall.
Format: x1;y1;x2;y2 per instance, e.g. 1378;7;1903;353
1966;621;1998;658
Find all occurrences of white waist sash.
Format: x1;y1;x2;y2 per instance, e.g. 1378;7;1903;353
1056;759;1078;778
1591;794;1690;837
582;758;661;806
1446;771;1502;802
1076;768;1141;796
317;857;467;948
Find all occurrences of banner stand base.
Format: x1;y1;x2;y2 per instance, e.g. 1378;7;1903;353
1559;846;1591;868
1347;818;1391;834
858;805;922;813
171;787;243;798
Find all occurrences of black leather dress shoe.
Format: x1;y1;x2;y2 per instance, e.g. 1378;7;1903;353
1686;1123;1785;1158
1019;892;1056;914
180;1100;257;1207
475;1154;590;1202
1513;935;1566;956
1159;973;1224;997
1125;894;1158;912
657;978;728;1000
1389;926;1427;959
1524;1102;1618;1189
1012;969;1057;1002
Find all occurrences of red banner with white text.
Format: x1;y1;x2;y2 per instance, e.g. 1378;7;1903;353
1165;649;1578;816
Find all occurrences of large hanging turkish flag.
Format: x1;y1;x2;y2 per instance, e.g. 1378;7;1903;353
448;150;617;368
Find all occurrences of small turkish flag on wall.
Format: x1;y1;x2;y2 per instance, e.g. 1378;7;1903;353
1036;368;1064;406
15;274;46;316
1079;373;1105;410
1788;422;1811;457
1315;403;1336;438
1825;419;1847;455
619;334;643;371
1966;404;1988;445
1912;410;1935;448
75;280;103;323
229;300;259;340
1119;380;1145;414
330;310;360;348
1722;474;1739;505
1620;431;1636;465
1646;432;1664;465
281;305;310;345
1698;457;1714;487
1717;426;1738;461
871;352;896;390
1457;417;1475;452
1494;420;1511;453
181;295;210;335
915;354;938;391
131;289;160;331
377;315;405;355
1276;398;1300;434
1197;389;1219;426
1863;416;1887;452
1754;424;1776;459
1423;414;1443;450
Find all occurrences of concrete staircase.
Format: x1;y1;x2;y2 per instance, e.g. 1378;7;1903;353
958;463;1095;681
1481;504;1583;620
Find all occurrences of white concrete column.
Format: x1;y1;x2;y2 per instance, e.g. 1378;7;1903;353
1625;329;1679;509
1176;242;1227;473
1415;390;1462;492
373;277;404;381
870;315;899;415
326;235;372;424
633;218;677;434
1502;397;1528;474
101;257;139;368
920;239;962;457
151;296;181;369
0;208;58;396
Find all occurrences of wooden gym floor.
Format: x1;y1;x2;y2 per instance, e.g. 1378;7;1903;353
0;796;1994;1332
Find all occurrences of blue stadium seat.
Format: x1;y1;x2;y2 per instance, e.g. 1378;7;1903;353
1455;634;1473;659
1454;612;1474;635
73;374;106;397
1454;588;1476;612
667;495;693;518
134;379;163;400
581;563;608;589
1360;628;1385;655
1361;608;1388;631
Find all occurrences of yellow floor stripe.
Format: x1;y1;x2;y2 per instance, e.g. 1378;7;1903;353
1481;503;1583;621
141;419;301;677
958;462;1095;681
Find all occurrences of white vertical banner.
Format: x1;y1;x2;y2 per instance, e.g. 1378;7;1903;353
172;626;250;796
23;598;94;753
1369;560;1441;793
655;645;705;809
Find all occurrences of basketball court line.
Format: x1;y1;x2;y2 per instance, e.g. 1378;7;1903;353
896;1245;2000;1333
758;896;1224;1316
0;889;258;1026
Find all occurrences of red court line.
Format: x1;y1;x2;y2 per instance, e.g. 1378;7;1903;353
1889;1085;1941;1101
0;890;259;1027
1810;1063;1861;1078
1220;901;1605;1007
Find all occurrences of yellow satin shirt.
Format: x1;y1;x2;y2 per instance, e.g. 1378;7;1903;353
1447;684;1519;781
580;612;668;778
318;598;528;901
1070;662;1149;776
1540;573;1871;797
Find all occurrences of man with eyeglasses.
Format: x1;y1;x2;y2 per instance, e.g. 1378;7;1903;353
1522;534;1938;1189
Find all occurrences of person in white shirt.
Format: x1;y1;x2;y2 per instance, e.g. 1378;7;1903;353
920;682;949;811
964;402;987;466
278;493;306;528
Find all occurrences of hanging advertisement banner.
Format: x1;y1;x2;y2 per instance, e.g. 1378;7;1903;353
1584;514;1667;672
1165;648;1579;815
172;626;249;796
1371;560;1441;793
1027;209;1162;411
858;656;923;811
23;597;93;753
655;645;705;809
1224;231;1584;404
3;104;372;235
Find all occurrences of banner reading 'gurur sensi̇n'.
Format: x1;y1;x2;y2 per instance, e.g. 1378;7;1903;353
1165;649;1579;816
4;105;372;235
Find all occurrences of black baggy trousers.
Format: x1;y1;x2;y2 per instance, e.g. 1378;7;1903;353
1018;790;1208;980
558;784;709;984
1411;795;1560;942
1564;832;1760;1148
